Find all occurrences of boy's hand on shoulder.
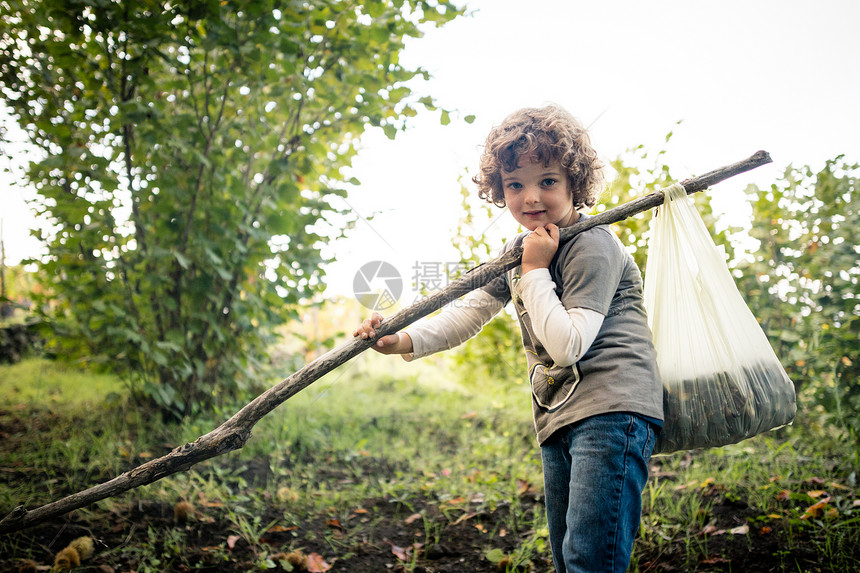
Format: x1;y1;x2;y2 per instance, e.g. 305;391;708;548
353;312;414;355
521;224;560;274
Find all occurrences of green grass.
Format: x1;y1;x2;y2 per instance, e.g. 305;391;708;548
175;352;546;531
0;357;125;409
0;358;178;513
2;355;859;572
633;428;860;572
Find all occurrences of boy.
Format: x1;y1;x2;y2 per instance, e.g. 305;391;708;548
355;104;662;572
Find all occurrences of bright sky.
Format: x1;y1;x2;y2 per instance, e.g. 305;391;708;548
2;0;859;306
323;0;860;300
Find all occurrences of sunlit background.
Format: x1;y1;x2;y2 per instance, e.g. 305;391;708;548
3;0;859;303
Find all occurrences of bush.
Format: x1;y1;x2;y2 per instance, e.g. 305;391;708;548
734;157;860;450
0;321;42;364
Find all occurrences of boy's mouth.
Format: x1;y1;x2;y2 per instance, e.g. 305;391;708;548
523;210;546;217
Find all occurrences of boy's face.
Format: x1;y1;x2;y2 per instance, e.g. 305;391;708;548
501;157;579;231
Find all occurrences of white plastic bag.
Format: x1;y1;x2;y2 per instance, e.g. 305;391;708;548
644;183;796;454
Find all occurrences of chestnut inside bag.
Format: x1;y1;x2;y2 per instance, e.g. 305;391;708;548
643;184;796;455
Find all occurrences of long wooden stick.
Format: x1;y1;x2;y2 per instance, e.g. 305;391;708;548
0;150;772;534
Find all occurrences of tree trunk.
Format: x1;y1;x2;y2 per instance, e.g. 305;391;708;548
0;150;772;534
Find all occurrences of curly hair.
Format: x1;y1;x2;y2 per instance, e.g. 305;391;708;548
473;105;605;210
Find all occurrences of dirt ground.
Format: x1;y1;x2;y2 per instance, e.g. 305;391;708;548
2;497;542;572
0;406;856;572
0;464;845;573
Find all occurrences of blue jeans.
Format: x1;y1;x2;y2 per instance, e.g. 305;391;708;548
540;413;657;573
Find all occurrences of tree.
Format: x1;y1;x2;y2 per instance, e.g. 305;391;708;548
0;0;463;417
734;158;860;445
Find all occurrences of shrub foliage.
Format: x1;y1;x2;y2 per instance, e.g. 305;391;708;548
0;0;462;416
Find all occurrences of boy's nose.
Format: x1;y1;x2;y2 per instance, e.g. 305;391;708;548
523;185;541;203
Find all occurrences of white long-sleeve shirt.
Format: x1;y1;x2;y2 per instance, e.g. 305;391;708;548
404;268;604;366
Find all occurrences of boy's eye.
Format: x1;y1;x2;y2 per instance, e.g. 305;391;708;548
541;178;557;187
506;182;522;190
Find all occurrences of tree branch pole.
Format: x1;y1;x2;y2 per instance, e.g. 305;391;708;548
0;150;772;535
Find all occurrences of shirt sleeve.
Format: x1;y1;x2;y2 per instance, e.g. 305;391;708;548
402;288;506;361
517;268;604;367
555;228;626;314
480;271;512;304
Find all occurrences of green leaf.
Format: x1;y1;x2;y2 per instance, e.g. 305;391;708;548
389;86;411;101
173;251;191;270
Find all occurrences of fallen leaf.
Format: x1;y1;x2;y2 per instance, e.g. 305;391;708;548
701;556;730;564
326;519;343;530
807;490;829;499
640;560;675;571
441;468;452;477
776;489;792;501
516;479;534;496
699;477;716;488
701;524;725;536
353;508;369;514
461;411;478;419
729;524;750;535
767;513;782;519
267;525;297;533
760;526;773;534
306;552;332;572
801;500;836;520
404;512;422;525
452;512;476;525
485;548;506;563
226;535;241;549
674;480;699;491
391;543;409;561
830;481;850;490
